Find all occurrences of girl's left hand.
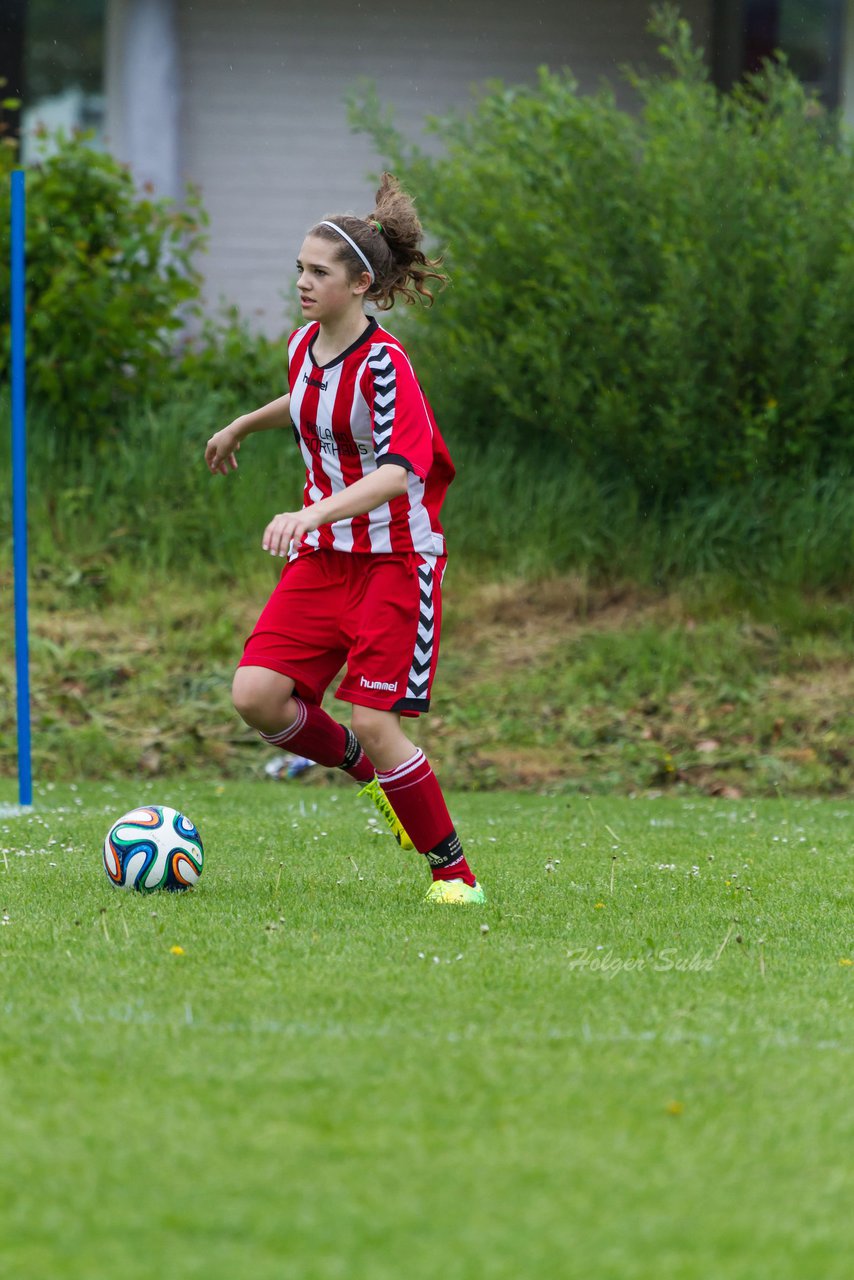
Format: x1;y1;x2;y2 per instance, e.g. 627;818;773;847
262;509;320;557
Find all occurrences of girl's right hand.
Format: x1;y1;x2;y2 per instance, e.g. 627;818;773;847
205;421;243;475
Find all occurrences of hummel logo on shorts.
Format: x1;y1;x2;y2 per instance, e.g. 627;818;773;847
360;676;398;692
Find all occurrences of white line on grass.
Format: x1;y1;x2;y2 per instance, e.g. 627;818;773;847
40;1003;854;1055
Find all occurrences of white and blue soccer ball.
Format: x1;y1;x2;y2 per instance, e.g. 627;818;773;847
103;805;204;892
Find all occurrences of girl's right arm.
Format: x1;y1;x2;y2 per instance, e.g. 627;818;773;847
205;392;292;476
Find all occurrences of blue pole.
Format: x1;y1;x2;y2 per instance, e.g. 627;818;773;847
11;169;32;807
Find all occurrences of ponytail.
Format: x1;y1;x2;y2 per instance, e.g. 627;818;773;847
309;173;448;309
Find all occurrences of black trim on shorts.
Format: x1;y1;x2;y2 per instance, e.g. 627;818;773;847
378;453;416;474
392;696;431;713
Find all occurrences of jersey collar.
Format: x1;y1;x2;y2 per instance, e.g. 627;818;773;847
308;316;379;370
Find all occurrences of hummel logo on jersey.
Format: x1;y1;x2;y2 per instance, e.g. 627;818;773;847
303;372;328;390
360;676;399;692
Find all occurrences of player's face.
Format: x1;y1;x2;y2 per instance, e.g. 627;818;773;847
296;235;369;322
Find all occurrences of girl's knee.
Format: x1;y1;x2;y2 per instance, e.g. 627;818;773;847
231;669;263;726
351;705;395;753
231;667;295;731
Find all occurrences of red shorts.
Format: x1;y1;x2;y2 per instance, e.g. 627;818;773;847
239;550;445;716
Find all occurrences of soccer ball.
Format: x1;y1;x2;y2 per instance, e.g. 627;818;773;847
103;805;204;892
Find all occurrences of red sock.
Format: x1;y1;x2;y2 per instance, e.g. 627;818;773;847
262;697;374;783
375;750;476;886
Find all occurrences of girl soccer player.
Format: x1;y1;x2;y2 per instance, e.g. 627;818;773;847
205;174;484;904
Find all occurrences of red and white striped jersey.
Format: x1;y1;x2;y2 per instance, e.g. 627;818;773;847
286;318;455;558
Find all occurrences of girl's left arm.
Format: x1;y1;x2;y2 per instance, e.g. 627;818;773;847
262;464;409;557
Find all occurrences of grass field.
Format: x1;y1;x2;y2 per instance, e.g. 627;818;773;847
1;779;852;1278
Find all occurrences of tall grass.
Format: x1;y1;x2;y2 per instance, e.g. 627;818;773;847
1;392;852;589
0;395;301;577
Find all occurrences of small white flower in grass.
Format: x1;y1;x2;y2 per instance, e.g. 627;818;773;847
480;923;489;935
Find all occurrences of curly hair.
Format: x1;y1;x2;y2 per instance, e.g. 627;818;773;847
309;173;448;309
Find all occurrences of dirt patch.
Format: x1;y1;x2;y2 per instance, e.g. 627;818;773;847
448;576;669;671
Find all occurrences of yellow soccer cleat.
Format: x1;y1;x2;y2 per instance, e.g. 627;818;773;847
358;777;415;851
425;879;486;905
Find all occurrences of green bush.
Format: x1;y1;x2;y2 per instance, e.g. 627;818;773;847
171;304;288;421
0;130;207;448
349;5;854;498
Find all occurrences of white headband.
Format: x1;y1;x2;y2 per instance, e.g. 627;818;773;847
319;220;375;283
